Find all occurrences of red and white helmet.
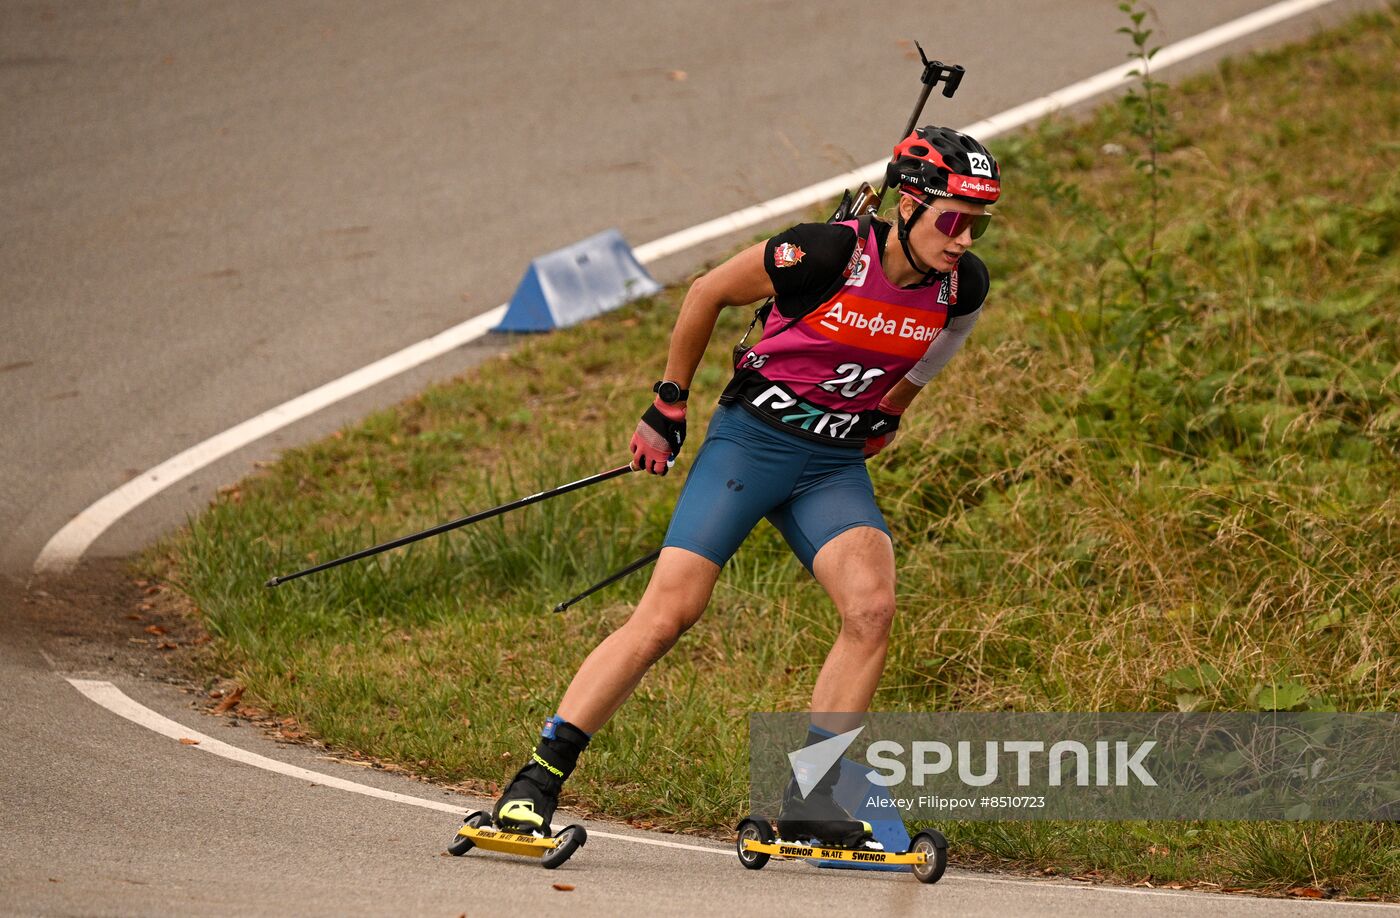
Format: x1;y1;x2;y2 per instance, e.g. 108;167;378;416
886;125;1000;205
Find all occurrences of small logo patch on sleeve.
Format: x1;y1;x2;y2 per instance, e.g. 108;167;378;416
843;254;870;287
773;242;805;268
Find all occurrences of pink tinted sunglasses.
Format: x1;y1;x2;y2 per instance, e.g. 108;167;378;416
903;192;993;240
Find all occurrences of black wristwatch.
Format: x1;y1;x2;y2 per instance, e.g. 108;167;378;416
652;380;690;404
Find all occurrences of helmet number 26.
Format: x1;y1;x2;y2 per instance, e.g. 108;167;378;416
967;152;993;177
819;363;886;399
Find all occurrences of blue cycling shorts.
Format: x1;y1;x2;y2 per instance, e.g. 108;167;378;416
662;404;890;572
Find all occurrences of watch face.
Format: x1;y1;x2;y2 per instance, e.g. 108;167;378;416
657;381;681;403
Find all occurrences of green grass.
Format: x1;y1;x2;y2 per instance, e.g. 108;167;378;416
151;7;1400;899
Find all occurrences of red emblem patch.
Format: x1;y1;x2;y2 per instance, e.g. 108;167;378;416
773;242;805;268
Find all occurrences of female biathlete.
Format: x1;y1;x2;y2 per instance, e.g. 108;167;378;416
492;125;1001;847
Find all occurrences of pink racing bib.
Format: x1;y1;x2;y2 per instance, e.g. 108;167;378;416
722;220;954;444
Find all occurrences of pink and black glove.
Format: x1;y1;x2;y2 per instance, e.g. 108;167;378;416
861;396;904;459
630;398;687;475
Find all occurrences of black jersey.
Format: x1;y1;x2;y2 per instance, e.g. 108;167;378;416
762;220;988;318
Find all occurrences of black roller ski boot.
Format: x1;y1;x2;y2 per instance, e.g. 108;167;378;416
775;728;873;848
493;716;591;835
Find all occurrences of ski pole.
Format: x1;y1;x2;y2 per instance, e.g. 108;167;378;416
553;548;661;613
873;44;966;202
266;464;637;587
827;47;965;225
740;49;967;356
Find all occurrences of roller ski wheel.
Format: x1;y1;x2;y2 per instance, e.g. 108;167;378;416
735;817;775;870
447;810;492;856
540;824;588;870
910;829;949;884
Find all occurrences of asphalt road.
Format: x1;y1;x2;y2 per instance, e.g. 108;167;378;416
4;592;1393;918
2;2;1393;915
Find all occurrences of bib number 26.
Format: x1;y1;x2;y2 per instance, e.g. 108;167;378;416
818;362;885;399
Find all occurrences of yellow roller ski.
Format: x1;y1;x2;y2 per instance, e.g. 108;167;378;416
735;817;948;884
446;811;587;869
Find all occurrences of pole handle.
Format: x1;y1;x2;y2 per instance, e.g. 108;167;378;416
916;41;965;98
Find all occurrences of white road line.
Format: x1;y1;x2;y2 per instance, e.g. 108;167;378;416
67;678;729;856
33;0;1346;574
68;679;1395;907
633;0;1346;263
35;308;503;574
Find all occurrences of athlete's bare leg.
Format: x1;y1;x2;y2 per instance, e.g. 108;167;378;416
556;547;720;733
809;526;897;731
